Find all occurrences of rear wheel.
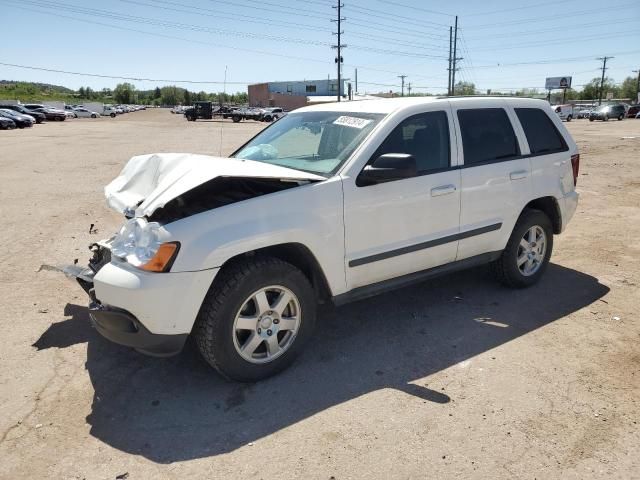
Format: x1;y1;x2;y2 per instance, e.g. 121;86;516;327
566;115;572;122
618;114;624;121
194;257;316;382
589;117;594;122
110;113;116;118
91;114;97;118
491;209;553;288
232;115;241;123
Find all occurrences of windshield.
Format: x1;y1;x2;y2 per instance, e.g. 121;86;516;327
233;111;385;175
597;106;609;112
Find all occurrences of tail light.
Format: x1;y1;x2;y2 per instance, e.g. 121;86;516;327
570;154;580;186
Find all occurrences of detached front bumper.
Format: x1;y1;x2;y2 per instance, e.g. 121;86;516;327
70;243;218;356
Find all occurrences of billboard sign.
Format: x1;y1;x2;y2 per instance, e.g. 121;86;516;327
545;76;572;89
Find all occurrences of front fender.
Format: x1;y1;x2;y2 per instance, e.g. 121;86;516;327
164;177;347;296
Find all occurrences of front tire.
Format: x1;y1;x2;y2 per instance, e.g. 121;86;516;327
566;115;572;122
194;257;316;382
491;209;553;288
618;114;624;121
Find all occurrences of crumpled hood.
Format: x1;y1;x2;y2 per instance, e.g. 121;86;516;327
104;153;325;217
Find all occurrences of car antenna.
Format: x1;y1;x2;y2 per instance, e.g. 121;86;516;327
219;65;227;157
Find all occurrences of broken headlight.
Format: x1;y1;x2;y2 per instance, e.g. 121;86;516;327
111;218;161;267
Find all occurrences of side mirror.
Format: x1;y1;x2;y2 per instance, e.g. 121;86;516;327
357;153;417;186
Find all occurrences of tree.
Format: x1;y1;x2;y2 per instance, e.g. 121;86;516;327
453;81;476;95
580;77;617;101
154;87;161;99
183;89;192;106
78;87;86;98
619;76;638;101
114;82;136;104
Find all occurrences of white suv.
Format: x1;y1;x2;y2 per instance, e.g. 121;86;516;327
71;97;580;381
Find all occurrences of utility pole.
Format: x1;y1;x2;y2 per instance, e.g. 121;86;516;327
633;69;640;103
398;75;407;96
597;56;613;105
407;82;412;96
451;16;463;96
331;2;346;102
447;26;453;95
355;68;358;94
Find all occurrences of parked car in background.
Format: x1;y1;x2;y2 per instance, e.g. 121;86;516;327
576;108;592;119
260;107;287;122
553;104;573;121
30;107;67;121
103;106;117;117
0;108;34;128
0;116;16;129
69;96;580;381
73;107;101;118
626;105;640;118
589;104;625;121
64;105;78;118
0;104;46;123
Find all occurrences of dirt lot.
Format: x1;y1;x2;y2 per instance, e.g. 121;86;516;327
0;109;638;479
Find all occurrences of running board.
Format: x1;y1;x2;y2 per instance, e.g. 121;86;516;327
332;251;502;306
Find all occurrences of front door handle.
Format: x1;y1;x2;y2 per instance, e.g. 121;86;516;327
431;184;456;197
510;170;528;180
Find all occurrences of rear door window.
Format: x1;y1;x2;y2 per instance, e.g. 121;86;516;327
457;108;520;165
515;108;567;155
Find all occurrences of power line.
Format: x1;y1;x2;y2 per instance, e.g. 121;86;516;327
463;0;581;17
471;50;640;69
464;1;637;29
473;32;640;52
120;0;331;33
346;3;450;29
464;18;639;41
370;0;453;17
4;0;447;59
0;61;248;84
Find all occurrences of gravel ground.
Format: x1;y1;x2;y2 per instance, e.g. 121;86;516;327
0;109;638;479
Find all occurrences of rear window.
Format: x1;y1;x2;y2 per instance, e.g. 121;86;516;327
515;108;567;155
457;108;520;165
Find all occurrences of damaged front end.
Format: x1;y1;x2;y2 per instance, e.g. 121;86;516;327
64;153;325;357
64;242;112;301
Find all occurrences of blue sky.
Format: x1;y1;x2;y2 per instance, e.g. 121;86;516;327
1;0;639;94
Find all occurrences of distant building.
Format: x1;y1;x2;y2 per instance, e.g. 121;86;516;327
248;79;349;110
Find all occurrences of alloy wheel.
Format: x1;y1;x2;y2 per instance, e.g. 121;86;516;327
232;285;301;364
517;225;547;276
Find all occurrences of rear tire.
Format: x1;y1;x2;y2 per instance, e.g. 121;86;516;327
618;114;624;121
194;256;316;382
232;115;241;123
490;209;553;288
566;115;572;122
110;113;116;118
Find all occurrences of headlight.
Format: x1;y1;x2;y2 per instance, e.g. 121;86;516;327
111;218;179;272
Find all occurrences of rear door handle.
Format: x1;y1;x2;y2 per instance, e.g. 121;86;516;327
431;184;456;197
510;170;528;180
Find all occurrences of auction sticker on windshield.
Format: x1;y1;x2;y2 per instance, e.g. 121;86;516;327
333;116;373;129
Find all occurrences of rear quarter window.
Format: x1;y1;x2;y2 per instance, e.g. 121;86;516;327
515;108;567;155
